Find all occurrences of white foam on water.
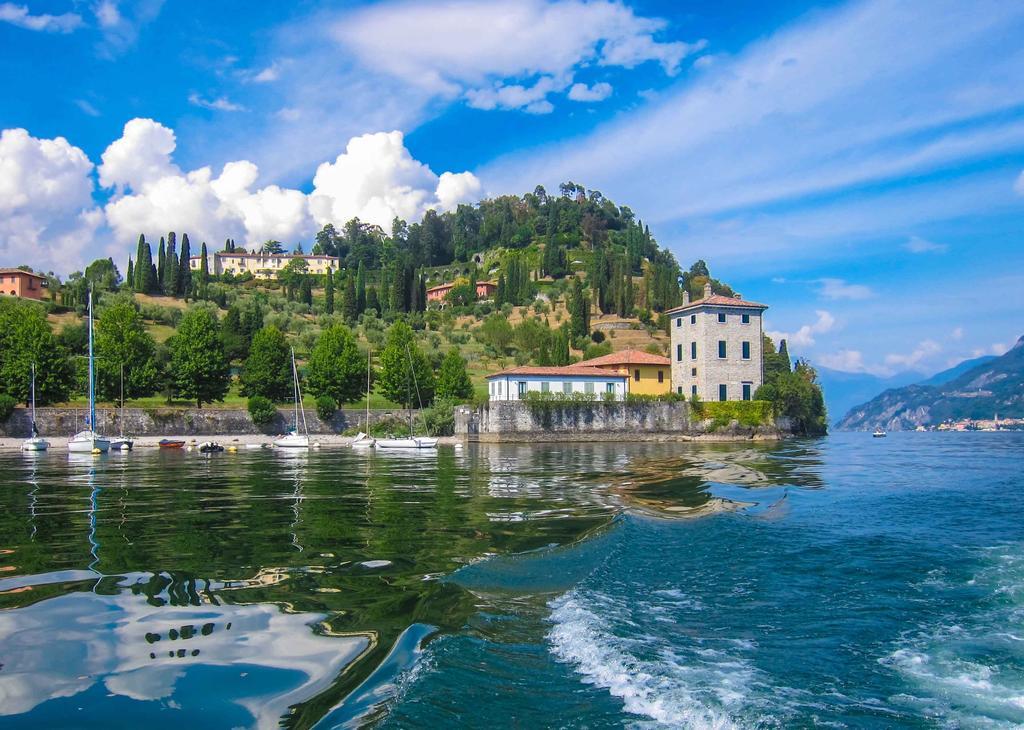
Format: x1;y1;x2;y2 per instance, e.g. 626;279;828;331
547;590;765;729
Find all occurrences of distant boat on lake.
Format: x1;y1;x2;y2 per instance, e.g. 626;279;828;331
68;290;110;454
274;348;310;449
22;363;50;452
873;429;887;438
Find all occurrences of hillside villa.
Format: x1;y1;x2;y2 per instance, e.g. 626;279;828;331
189;252;337;279
0;268;47;300
486;366;628;401
577;349;671;395
668;282;767;401
427;280;498;304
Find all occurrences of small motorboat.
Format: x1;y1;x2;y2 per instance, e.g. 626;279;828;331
198;441;224;453
872;429;887;438
109;437;134;451
375;436;438;449
351;432;375;448
159;438;186;449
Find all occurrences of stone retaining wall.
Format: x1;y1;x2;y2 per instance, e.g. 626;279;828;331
0;406;415;437
455;401;785;442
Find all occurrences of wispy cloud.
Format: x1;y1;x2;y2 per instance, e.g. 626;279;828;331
0;2;82;32
884;339;942;372
75;99;101;117
188;93;247;112
904;235;948;254
92;0;164;58
1015;170;1024;196
568;82;613;102
817;278;873;300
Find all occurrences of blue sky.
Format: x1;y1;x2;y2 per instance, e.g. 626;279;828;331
2;0;1023;378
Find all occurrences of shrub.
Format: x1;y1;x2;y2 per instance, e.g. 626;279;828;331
421;398;456;436
700;400;773;427
369;415;411;437
247;395;277;425
0;393;16;421
316;395;337;422
590;329;605;343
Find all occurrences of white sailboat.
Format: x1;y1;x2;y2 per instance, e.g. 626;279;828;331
21;362;50;452
352;348;375;448
109;363;134;451
274;348;310;449
68;290;110;453
375;342;438;450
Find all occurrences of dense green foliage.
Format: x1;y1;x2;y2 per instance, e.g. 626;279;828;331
699;400;773;428
305;324;366;405
315;395;337;422
168;307;231;407
240;326;293;401
0;298;74;405
0;394;15;421
436;349;474;401
94;296;159;402
247;395;277;425
377;321;435;408
755;341;827;436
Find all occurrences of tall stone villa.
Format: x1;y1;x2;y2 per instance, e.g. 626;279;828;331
668;282;767;401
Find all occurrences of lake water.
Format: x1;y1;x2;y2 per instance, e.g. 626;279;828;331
0;433;1022;728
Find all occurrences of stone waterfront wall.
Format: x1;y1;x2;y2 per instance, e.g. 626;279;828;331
455;401;786;442
0;406;415;438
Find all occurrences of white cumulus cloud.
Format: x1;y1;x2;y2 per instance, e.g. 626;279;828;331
309;130;481;230
884;339;942;371
0;128;102;272
817;349;869;373
767;309;835;348
0;2;82;32
568;82;613;102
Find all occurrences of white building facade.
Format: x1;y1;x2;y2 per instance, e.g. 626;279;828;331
486;366;628;402
189;252;338;279
668;283;767;402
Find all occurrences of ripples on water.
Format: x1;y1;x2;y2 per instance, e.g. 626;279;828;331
1;434;1022;728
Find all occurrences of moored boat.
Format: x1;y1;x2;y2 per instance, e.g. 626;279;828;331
67;290;109;454
198;441;224;453
22;363;50;452
273;348;310;449
872;429;887;438
159;438;186;449
375;436;438;449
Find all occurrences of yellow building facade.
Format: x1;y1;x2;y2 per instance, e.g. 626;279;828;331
189;253;338;280
576;349;672;395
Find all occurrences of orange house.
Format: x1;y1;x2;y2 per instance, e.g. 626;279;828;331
426;280;498;303
0;268;47;300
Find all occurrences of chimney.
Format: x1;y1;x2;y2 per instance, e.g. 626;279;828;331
703;282;712;299
734;293;742;300
682;291;690;304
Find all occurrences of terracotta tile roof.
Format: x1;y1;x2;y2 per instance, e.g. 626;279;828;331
578;349;671;367
666;294;768;313
486;365;629;379
0;268;46;279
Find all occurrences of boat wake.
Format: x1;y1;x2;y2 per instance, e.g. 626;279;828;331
547;588;769;729
881;543;1024;727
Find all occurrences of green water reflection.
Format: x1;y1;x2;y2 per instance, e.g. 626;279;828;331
0;442;818;727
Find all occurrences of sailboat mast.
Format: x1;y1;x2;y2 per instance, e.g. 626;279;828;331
30;362;36;428
88;289;95;433
365;348;371;431
119;363;125;438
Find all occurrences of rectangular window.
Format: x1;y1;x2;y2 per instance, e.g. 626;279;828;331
718;313;726;323
498;381;503;397
742;341;751;359
676;318;681;328
518;381;527;397
742;383;752;401
719;384;728;401
657;370;664;383
718;340;727;358
691;367;697;377
676;344;683;361
585;382;595;394
690;314;696;324
489;382;494;396
742;313;750;324
691;384;697;396
606;382;615;394
691;342;697;359
634;369;641;382
563;381;572;394
677;386;683;395
541;381;549;393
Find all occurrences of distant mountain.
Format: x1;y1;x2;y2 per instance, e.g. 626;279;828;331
836;337;1024;431
814;367;919;425
915;355;997;387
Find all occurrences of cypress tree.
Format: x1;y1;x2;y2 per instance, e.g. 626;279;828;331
495;272;506;306
324;267;335;315
126;258;134;290
300;276;313;306
164;232;178;296
778;339;791;373
343;274;357;322
366;287;380;313
134;234;146;290
199;242;209;289
355;261;366;313
157;237;166;292
178;234;192;297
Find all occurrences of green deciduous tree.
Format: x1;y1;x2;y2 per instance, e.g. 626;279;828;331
436;348;474;401
95;296;159;401
0;298;74;405
306;324;365;404
169;306;231;407
240;326;293;401
377;321;435;408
